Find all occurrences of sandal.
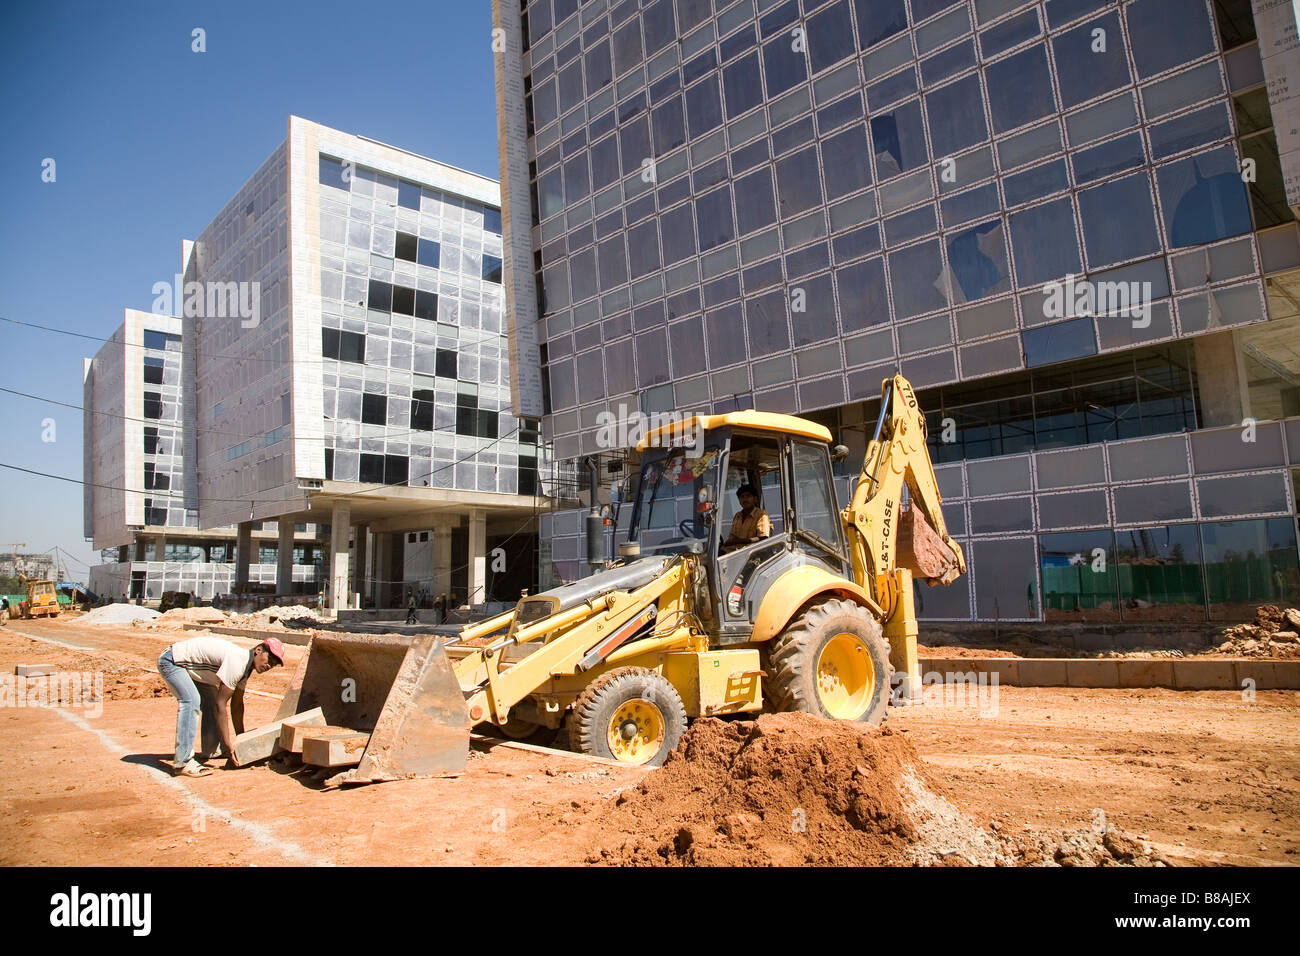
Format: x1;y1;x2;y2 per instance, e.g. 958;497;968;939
172;759;215;778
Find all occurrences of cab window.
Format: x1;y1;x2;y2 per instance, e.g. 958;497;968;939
790;441;841;550
720;435;785;545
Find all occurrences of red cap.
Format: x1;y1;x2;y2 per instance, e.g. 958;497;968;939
264;637;285;664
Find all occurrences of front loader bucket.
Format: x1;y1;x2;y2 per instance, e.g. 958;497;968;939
898;507;963;585
273;632;468;784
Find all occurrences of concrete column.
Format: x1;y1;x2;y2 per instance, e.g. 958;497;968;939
235;521;252;589
353;524;368;606
329;504;351;612
1193;330;1251;427
432;520;453;602
374;532;392;608
276;518;295;596
467;510;488;605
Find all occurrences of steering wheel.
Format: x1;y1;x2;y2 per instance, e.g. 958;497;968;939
678;519;700;538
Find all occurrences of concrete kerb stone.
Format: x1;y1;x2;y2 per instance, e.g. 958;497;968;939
1172;659;1238;690
1065;659;1121;688
1013;659;1069;687
1117;659;1175;688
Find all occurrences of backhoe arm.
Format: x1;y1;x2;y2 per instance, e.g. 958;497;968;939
841;375;967;620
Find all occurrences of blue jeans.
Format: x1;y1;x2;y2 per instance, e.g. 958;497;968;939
157;649;220;764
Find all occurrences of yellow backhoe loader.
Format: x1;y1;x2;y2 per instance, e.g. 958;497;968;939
277;374;965;784
17;574;60;619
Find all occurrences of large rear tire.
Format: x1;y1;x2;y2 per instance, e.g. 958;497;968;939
568;666;687;767
763;598;893;725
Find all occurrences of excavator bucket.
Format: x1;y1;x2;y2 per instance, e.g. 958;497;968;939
898;506;963;586
273;632;468;785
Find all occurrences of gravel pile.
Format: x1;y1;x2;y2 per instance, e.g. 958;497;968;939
76;604;162;625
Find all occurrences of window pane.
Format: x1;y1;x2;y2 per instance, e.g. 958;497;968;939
1078;172;1161;268
791;442;841;547
925;73;989;157
1051;12;1131;110
1201;518;1299;620
946;219;1010;303
1070;132;1145;184
870;99;929;177
684;76;724;138
1125;0;1215;80
1008;196;1081;286
723;51;764;117
762;33;809;98
984;44;1054;134
853;0;908;49
835;256;888;331
734;166;778;235
652;96;687;154
888;239;948;318
972;538;1039;619
775;146;824;216
1155;145;1253;248
821;124;872;199
695;184;735;251
1022;316;1097;366
1114;525;1205;622
1039;530;1119;622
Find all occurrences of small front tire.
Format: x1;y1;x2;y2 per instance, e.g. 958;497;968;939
568;667;687;767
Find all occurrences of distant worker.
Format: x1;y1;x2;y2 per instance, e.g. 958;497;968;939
157;635;284;777
434;595;445;624
723;483;772;551
406;591;418;625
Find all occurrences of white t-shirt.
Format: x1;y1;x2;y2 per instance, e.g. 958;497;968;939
169;637;253;691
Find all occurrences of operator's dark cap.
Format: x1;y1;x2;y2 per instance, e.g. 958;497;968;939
736;483;758;496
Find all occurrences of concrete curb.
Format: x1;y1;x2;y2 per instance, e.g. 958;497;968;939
918;657;1300;690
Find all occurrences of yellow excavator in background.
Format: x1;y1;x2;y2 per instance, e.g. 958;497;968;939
16;573;60;619
277;374;966;783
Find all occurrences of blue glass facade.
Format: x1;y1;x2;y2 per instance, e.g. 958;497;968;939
499;0;1300;618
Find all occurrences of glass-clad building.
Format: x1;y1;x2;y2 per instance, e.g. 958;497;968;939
494;0;1300;621
183;117;546;610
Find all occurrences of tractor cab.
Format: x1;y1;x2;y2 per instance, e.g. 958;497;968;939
627;411;849;640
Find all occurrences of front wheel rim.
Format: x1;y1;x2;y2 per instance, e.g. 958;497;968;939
606;699;666;764
816;633;875;719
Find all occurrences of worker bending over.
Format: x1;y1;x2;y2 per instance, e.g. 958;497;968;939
723;483;772;551
157;635;284;777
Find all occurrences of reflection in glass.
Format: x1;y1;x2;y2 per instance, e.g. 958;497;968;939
1039;530;1119;621
1201;518;1300;620
1156;146;1253;248
1114;525;1205;621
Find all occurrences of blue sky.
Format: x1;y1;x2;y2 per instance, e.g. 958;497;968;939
0;0;499;578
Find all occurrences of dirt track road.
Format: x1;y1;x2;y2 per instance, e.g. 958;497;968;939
1;618;1296;866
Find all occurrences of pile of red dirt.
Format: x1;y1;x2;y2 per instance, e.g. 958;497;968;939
584;712;933;866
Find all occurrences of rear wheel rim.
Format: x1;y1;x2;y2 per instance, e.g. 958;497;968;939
816;633;875;719
606;699;666;764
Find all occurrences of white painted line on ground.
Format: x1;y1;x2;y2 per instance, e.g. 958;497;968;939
50;706;334;867
4;627;92;650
